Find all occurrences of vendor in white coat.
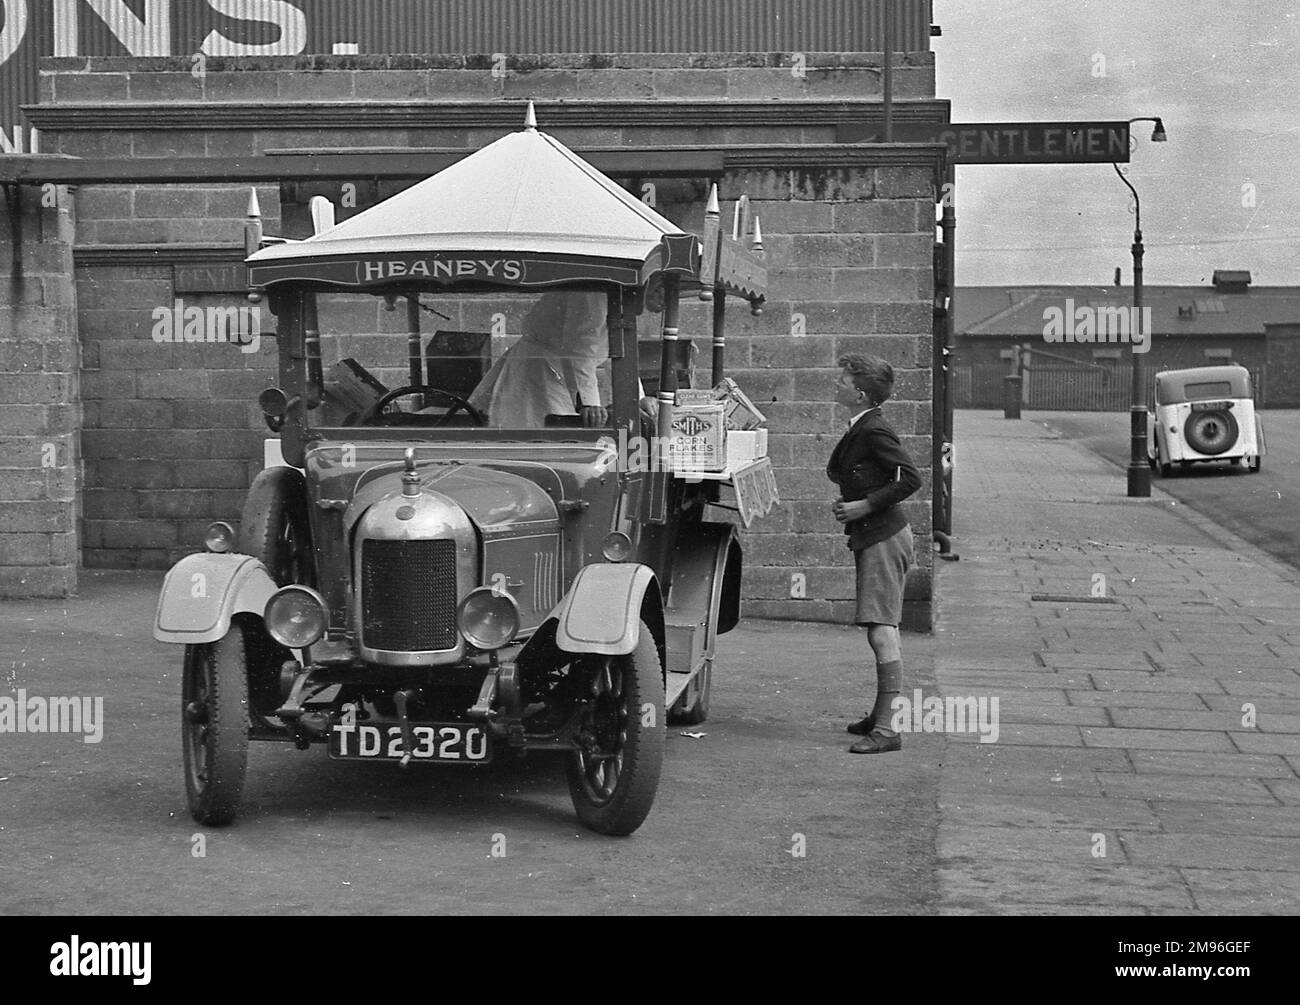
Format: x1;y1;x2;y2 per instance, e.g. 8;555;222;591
469;290;610;428
470;290;657;429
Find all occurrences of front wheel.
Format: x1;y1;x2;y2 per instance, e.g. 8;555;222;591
565;622;665;836
182;625;250;826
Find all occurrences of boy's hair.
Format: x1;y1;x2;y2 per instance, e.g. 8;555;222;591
838;354;895;404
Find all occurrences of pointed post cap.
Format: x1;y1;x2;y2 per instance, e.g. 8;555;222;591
705;184;720;217
524;101;537;130
246;187;261;218
752;217;764;252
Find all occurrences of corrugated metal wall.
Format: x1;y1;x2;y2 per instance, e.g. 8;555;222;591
1;1;932;148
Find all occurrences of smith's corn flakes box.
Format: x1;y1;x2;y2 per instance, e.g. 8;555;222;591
667;403;726;473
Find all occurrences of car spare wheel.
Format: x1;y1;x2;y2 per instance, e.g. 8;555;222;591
239;466;314;587
566;621;666;836
1183;409;1238;456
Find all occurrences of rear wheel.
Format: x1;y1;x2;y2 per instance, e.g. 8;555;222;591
565;622;665;836
182;625;250;826
238;468;310;725
1250;455;1262;473
239;467;313;588
1154;440;1172;478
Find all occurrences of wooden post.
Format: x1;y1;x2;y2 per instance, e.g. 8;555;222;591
302;291;323;409
656;274;682;470
711;283;726;386
407;295;423;405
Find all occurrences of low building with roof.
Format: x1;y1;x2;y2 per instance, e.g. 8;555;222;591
953;271;1300;409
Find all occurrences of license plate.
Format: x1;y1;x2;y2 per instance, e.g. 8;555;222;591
1191;400;1232;411
329;721;491;763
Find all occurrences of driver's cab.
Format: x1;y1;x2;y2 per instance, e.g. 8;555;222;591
312;290;615;431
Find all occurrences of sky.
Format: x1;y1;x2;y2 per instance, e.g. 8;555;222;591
932;0;1300;287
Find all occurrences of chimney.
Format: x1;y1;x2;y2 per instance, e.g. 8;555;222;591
1212;269;1251;292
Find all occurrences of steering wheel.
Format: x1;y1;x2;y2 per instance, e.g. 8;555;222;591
354;385;486;427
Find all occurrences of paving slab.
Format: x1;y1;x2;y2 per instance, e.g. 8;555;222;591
933;412;1300;914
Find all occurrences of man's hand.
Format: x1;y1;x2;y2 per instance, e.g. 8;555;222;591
831;496;870;524
581;405;609;428
638;396;658;431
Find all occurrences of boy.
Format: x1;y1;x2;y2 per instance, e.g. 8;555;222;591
828;354;922;753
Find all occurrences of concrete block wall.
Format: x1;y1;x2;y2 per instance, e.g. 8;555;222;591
39;52;938;627
0;183;79;597
650;177;934;630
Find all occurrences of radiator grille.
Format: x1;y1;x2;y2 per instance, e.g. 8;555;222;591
361;539;458;652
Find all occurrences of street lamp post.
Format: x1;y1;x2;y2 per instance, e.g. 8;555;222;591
1114;116;1166;498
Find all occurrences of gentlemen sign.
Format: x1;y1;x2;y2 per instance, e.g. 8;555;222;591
838;121;1131;164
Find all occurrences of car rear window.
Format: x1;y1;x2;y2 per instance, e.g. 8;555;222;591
1184;381;1232;399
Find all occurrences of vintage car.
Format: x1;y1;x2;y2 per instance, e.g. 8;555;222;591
152;108;778;836
1147;364;1265;476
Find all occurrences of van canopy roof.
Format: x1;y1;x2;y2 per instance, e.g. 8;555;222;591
247;115;695;291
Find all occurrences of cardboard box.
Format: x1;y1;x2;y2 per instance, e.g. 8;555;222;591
725;428;768;469
675;388;714;408
330;358;388;414
712;376;767;430
667;403;726;473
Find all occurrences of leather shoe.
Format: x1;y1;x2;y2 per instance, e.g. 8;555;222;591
846;714;875;735
849;730;901;754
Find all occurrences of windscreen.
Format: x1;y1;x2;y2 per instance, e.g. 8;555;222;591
311;290;615;430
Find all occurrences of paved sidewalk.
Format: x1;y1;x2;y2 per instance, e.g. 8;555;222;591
932;411;1300;914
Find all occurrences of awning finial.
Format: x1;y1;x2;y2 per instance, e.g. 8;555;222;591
524;101;537;130
705;184;720;217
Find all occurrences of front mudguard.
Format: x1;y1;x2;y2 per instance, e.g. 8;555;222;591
153;553;278;644
548;563;663;657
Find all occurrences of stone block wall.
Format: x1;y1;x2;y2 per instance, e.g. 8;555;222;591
31;52;940;627
0;182;79;597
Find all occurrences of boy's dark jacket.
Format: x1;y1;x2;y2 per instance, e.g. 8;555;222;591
826;407;922;550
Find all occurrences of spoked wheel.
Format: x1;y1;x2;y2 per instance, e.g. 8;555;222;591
239;467;313;589
565;621;665;836
182;624;250;826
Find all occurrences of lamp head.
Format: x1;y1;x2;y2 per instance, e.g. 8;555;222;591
1150;117;1167;142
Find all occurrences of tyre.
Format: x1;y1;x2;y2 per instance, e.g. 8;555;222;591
1250;455;1262;473
1183;409;1238;456
1153;441;1172;478
182;624;250;826
239;467;313;588
668;659;711;725
565;621;665;836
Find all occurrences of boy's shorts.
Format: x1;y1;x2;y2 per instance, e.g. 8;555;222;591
854;524;914;626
